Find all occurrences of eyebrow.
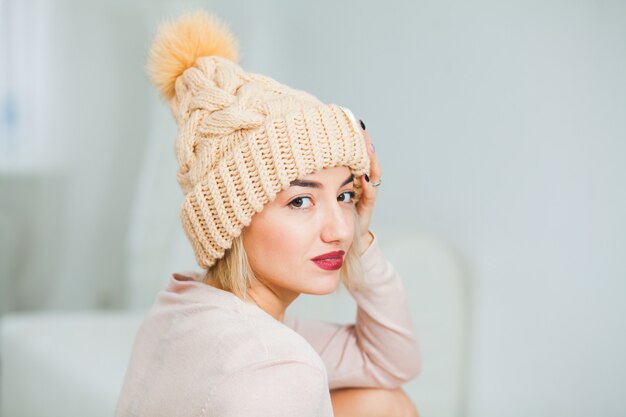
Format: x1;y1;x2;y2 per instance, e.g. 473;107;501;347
289;175;354;189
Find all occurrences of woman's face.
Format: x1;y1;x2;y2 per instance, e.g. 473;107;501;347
242;166;356;298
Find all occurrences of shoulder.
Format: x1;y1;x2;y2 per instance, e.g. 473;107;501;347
204;309;331;415
120;277;330;416
149;279;326;373
182;307;331;416
219;303;327;373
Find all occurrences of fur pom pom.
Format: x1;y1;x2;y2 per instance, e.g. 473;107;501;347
148;11;239;100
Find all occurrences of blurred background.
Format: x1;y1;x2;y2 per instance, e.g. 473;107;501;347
1;0;625;416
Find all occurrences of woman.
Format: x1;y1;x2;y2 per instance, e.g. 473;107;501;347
116;11;420;417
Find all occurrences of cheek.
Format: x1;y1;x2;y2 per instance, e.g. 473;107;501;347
243;214;311;269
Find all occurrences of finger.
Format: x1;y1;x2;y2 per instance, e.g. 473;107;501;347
357;165;377;216
362;129;382;182
356;175;374;238
355;121;379;236
357;123;378;206
357;172;376;214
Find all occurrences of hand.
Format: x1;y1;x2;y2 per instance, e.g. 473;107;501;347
355;119;381;253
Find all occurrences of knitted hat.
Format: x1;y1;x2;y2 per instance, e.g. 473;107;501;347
148;12;370;269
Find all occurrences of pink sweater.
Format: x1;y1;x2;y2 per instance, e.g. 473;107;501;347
115;234;420;417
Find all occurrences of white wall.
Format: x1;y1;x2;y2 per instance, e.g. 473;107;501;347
2;1;625;416
212;2;626;415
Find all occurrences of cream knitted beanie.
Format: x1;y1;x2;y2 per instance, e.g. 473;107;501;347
148;12;370;269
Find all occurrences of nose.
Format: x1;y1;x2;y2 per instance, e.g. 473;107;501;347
319;201;354;245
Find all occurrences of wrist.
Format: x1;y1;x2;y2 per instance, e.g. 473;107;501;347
360;230;375;255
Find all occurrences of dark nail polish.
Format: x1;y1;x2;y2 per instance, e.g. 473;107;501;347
364;174;370;182
359;119;366;130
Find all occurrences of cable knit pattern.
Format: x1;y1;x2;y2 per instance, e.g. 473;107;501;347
150;17;370;269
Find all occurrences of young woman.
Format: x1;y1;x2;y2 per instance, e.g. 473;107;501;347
115;11;420;417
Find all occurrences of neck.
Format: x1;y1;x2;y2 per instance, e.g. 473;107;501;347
245;279;299;322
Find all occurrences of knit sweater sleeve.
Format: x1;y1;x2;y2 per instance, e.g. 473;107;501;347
205;359;333;417
283;232;421;390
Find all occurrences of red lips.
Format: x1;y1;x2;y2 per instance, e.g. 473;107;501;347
311;251;345;271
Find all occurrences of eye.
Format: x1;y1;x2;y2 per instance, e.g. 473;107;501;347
338;191;356;203
288;196;313;209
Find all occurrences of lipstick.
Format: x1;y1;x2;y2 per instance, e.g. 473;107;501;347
311;250;345;271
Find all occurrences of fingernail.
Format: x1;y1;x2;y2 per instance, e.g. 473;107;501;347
359;119;366;130
364;174;370;182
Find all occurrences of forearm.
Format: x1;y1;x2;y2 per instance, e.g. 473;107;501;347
348;232;421;385
283;232;421;389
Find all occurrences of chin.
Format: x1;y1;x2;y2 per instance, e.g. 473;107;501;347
301;272;342;295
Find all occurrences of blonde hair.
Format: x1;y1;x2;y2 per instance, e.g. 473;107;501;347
203;207;366;300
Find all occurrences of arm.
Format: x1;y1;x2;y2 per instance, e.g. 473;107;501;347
206;359;333;417
283;232;421;390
